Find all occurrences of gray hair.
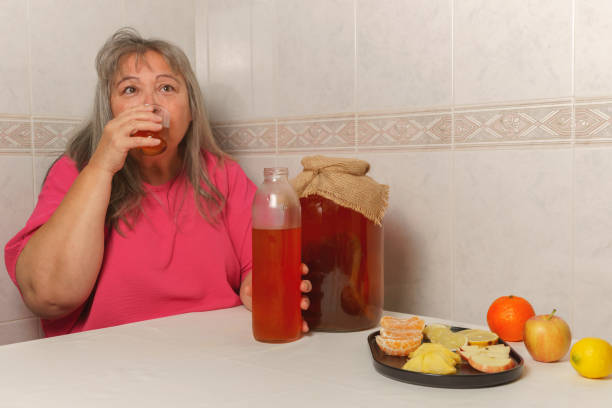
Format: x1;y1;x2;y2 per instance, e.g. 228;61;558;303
67;27;226;231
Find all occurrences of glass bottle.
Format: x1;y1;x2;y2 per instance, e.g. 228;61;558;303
301;195;383;331
252;167;302;342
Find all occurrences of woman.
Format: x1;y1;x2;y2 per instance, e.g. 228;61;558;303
4;28;310;337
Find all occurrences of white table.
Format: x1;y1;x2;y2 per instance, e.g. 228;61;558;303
0;307;609;407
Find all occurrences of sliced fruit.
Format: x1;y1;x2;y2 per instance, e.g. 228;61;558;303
463;353;514;373
380;316;426;332
380;328;423;340
402;354;425;372
457;329;499;346
431;331;468;351
402;343;459;375
376;334;422;356
409;343;461;364
422;352;457;375
423;324;451;341
460;344;509;356
459;344;515;373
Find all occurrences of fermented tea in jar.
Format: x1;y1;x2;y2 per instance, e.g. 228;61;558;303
252;167;302;342
292;156;388;331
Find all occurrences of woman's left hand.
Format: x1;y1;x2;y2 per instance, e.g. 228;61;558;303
240;264;312;333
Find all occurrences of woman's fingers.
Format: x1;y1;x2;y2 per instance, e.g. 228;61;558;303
300;279;312;293
300;295;310;310
302;319;310;333
300;263;309;275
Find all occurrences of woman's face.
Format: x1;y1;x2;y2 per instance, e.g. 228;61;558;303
110;50;192;160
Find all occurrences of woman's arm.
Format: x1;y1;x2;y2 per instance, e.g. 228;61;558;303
15;106;163;319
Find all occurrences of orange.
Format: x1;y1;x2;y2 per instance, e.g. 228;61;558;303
379;316;425;332
486;295;535;342
376;333;423;356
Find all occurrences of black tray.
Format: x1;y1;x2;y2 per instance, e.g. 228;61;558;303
368;327;524;388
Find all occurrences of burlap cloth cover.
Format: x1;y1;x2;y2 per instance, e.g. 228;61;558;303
291;155;389;226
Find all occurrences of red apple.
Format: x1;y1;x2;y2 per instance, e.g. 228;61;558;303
523;309;571;363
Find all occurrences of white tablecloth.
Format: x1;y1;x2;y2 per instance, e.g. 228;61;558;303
0;307;608;407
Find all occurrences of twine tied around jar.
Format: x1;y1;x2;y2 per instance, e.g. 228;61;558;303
291;155;389;225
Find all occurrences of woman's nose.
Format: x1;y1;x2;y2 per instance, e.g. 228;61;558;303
141;89;158;106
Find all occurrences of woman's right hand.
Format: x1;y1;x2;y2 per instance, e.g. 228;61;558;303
88;105;163;175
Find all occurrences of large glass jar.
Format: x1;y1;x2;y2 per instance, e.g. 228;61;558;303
301;195;383;331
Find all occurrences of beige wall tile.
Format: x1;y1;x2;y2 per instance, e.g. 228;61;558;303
251;0;278;119
454;0;572;105
195;0;209;86
358;151;453;319
234;154;278;187
575;0;612;98
454;149;573;326
0;0;29;115
0;318;42;346
205;0;252;122
276;0;354;116
0;155;35;321
34;152;61;194
357;0;451;111
30;0;124;116
574;147;612;340
125;0;196;65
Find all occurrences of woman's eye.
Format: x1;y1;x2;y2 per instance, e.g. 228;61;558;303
161;84;175;92
122;86;136;95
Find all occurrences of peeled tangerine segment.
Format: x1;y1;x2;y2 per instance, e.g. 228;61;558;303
380;316;426;332
380;328;423;340
376;334;423;356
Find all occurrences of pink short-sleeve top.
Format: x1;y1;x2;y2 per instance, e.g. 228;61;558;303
4;152;256;337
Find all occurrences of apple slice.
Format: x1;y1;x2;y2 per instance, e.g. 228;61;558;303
459;345;516;373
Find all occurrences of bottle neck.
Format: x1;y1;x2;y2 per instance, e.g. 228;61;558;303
263;167;289;182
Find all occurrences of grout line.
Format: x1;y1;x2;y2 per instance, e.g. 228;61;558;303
569;0;576;333
274;119;278;166
353;0;358;152
449;0;456;322
249;1;255;122
25;0;36;203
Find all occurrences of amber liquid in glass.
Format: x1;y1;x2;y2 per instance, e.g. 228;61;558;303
135;127;168;156
301;196;383;331
252;227;302;342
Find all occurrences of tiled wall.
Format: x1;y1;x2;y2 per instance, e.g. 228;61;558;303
0;0;195;345
201;0;612;341
2;0;612;345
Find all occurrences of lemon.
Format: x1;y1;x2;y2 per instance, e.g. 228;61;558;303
570;338;612;379
423;324;450;341
432;331;468;351
458;329;499;346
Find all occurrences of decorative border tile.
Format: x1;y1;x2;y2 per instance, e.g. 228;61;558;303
574;102;612;140
0;119;32;152
454;104;573;144
33;119;81;152
212;122;276;153
277;116;355;151
357;112;451;148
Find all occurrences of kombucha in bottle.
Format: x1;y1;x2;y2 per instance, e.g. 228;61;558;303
251;167;302;342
